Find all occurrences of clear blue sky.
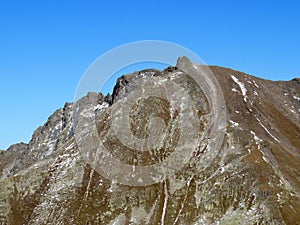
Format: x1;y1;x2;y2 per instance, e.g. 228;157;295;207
0;0;299;150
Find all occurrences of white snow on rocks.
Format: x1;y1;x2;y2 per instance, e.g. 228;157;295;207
250;131;262;142
45;120;63;157
231;75;248;102
138;71;156;78
80;102;108;118
232;88;239;92
250;131;262;149
262;156;269;163
161;181;168;225
80;108;95;118
94;102;109;111
256;117;280;143
247;80;260;88
229;120;239;127
253;80;259;88
169;71;183;80
293;95;300;101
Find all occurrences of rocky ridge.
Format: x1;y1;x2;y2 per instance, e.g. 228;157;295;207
0;57;299;224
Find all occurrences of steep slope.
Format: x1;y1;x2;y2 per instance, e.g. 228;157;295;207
0;57;299;225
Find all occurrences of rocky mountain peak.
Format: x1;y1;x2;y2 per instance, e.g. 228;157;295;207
176;55;191;68
0;57;299;224
6;143;28;154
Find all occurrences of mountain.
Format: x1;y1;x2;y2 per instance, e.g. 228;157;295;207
0;57;299;225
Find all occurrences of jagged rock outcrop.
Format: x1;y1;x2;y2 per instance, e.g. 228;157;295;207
0;57;299;225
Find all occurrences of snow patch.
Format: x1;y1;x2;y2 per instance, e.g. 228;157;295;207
231;75;248;102
250;131;262;149
250;131;262;142
293;96;300;101
232;88;239;92
138;71;156;78
229;120;239;127
169;71;183;80
161;181;168;225
256;117;280;143
94;102;109;111
80;102;108;118
253;80;259;88
262;156;268;163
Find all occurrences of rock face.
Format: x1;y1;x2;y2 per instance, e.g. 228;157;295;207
0;57;300;225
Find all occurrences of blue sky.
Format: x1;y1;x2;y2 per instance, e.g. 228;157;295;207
0;0;299;150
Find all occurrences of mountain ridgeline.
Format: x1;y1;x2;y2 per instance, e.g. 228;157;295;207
0;57;299;224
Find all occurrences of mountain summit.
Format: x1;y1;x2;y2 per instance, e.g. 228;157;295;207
0;57;299;224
